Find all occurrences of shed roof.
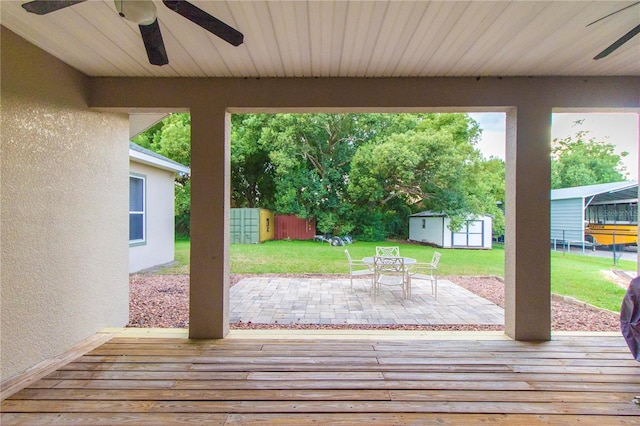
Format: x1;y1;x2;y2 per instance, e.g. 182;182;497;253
410;211;446;218
550;181;637;203
129;142;190;174
410;211;492;218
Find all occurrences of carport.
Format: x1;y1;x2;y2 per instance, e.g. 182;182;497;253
551;181;638;247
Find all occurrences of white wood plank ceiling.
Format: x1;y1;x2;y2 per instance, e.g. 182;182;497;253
1;1;639;77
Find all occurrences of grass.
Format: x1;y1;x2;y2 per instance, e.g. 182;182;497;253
551;252;630;312
230;241;506;276
158;238;632;313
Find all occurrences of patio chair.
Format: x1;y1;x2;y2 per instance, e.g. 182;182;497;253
373;256;407;299
345;249;374;291
407;251;441;299
375;246;400;257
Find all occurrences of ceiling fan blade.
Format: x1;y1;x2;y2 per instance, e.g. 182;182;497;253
162;0;243;46
587;1;640;27
22;0;87;15
139;19;169;66
594;23;640;60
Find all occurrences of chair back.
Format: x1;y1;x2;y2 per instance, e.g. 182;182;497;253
431;252;441;268
375;246;400;257
344;249;353;264
373;255;404;273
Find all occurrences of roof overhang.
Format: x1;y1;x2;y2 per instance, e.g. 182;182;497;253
129;146;190;174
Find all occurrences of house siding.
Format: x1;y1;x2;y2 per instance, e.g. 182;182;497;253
1;28;129;381
409;216;445;246
550;198;585;244
129;162;176;273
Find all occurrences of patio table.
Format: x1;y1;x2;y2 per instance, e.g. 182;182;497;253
362;256;417;267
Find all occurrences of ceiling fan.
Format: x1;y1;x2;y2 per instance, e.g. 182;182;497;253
588;1;640;60
21;0;244;66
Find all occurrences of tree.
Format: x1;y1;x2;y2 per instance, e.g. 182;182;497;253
136;112;505;241
348;114;493;234
132;113;191;166
551;120;628;189
462;157;505;237
174;178;190;236
231;114;276;208
263;113;367;235
156;114;191;166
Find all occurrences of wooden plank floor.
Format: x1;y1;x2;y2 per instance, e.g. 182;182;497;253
2;332;640;425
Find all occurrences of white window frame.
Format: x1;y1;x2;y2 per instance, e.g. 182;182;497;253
129;173;146;246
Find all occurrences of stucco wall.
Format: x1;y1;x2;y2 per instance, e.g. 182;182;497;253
129;161;176;273
1;28;130;381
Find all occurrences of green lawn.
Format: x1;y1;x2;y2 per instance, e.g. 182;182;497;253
160;238;632;313
551;252;630;313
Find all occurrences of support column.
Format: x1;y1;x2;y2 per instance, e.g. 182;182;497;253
189;107;230;339
505;106;552;341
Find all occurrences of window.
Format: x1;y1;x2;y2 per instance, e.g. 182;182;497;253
129;174;145;244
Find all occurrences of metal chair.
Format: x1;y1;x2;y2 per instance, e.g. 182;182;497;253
375;246;400;257
407;252;441;299
373;256;407;299
344;249;374;291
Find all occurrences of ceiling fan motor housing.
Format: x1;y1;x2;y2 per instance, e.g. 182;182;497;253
21;0;244;67
114;0;157;25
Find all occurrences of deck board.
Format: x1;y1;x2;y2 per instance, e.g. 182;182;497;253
2;333;639;424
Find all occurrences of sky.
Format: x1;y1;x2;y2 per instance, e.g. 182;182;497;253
468;112;640;180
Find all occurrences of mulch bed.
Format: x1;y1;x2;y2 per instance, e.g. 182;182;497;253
128;274;622;332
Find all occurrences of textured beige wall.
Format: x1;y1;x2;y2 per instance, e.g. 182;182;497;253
129;161;176;273
1;28;130;381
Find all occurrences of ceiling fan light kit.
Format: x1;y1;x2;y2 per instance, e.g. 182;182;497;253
21;0;244;66
114;0;157;26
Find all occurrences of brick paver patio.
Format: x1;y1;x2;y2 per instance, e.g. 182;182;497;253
230;277;504;326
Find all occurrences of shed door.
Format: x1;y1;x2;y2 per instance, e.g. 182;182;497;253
452;220;484;247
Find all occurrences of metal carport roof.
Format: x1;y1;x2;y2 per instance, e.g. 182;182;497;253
551;181;638;204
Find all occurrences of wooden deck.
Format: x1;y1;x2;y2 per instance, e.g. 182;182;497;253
2;330;639;425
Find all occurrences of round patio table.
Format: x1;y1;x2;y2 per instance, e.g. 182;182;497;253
362;256;417;266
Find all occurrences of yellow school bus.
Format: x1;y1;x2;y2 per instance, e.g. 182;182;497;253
585;201;637;249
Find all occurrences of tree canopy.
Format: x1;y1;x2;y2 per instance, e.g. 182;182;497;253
551;120;628;189
231;112;503;238
134;112;506;240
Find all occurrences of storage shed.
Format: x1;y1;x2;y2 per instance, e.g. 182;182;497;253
409;211;492;249
230;208;274;244
550;180;638;247
274;215;316;240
